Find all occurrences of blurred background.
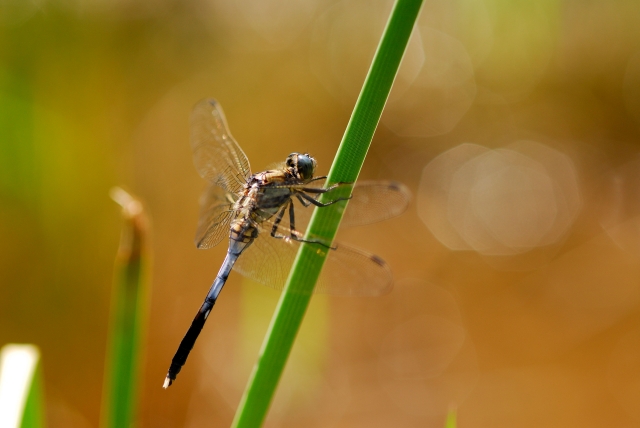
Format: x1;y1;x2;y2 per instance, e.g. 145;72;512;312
2;0;640;426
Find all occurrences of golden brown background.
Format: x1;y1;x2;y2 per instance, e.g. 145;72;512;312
2;0;640;427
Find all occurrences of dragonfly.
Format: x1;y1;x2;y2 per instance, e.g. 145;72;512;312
163;99;410;388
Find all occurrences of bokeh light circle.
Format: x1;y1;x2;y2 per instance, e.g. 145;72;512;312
599;157;640;257
418;141;581;256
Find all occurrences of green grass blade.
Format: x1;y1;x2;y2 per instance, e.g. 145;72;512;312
231;0;423;426
100;188;151;428
445;407;457;428
0;344;46;428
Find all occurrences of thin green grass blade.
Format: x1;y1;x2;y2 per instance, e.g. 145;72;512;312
100;188;151;428
0;344;46;428
231;0;423;426
445;407;457;428
19;362;45;428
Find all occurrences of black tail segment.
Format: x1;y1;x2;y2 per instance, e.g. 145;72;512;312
163;250;243;388
163;299;214;388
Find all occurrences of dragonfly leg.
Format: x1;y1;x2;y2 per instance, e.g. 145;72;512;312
288;233;335;249
298;191;351;207
295;193;312;207
320;180;351;190
270;203;288;238
269;199;335;249
286;202;335;248
297;181;351;194
288;199;298;237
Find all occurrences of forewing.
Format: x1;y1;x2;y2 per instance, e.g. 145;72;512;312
194;183;235;249
280;180;411;232
190;99;251;195
338;180;412;227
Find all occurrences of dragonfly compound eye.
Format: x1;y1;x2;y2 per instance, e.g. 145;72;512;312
296;154;316;180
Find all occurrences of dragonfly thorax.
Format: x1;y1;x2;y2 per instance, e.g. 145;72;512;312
286;153;316;181
235;174;292;225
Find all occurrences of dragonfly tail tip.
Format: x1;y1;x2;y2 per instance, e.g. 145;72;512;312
163;376;173;389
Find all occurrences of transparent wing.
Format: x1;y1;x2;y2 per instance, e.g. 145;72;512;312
232;227;291;290
340;180;411;227
233;222;393;296
194;183;236;249
282;180;411;231
190;99;251;195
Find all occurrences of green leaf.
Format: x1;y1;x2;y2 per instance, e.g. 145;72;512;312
445;407;457;428
0;344;46;428
100;188;151;428
231;0;424;426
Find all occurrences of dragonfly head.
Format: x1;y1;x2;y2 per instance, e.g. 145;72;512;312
286;153;317;181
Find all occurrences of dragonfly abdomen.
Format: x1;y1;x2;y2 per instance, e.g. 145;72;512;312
164;226;256;388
